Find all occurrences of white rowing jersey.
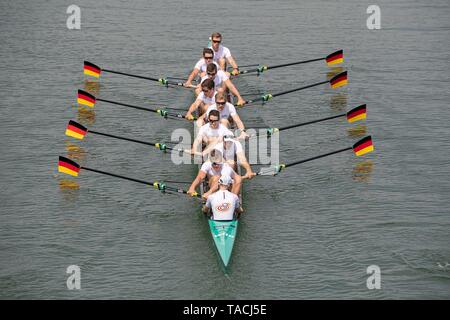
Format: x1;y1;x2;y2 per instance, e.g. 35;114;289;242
214;140;244;161
200;161;236;178
196;90;217;106
206;102;237;120
200;70;229;88
194;59;220;73
206;190;240;221
197;123;233;140
209;44;232;62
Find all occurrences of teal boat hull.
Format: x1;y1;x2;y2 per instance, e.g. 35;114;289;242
208;219;238;267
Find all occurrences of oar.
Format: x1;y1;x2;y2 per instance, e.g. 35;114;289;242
242;71;348;105
83;61;189;88
57;156;200;197
250;104;367;137
257;135;374;175
237;50;344;75
65;120;187;153
76;89;196;120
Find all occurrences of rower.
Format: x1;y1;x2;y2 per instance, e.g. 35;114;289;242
215;135;256;180
191;109;233;155
198;63;245;106
184;48;220;88
187;150;242;199
185;78;217;120
197;92;247;140
202;175;243;219
209;32;240;76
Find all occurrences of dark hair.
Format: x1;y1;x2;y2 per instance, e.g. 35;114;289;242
208;109;220;119
203;48;214;57
201;78;215;90
206;63;217;73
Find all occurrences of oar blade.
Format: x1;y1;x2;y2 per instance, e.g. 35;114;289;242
352;136;374;156
77;89;96;108
58;156;81;177
65;120;88;140
326;50;344;66
84;61;102;78
330;71;348;89
346;104;367;123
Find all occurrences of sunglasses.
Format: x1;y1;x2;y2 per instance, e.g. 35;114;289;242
212;162;221;166
204;56;213;60
209;118;219;123
207;72;216;76
212;39;221;44
216;101;226;106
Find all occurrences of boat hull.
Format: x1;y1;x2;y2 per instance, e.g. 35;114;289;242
208;219;238;267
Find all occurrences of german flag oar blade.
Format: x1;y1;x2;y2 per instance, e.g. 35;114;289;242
84;61;101;78
352;136;374;156
58;156;81;177
326;50;344;66
65;120;88;140
77;89;96;108
330;71;348;89
346;104;367;123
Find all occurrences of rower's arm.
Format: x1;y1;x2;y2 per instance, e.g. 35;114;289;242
224;79;245;105
226;55;239;70
201;138;220;157
186;99;201;118
191;133;204;154
231;114;245;131
188;170;206;194
185;68;199;86
237;151;254;176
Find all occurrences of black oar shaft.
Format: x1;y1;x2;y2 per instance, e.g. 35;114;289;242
97;98;158;113
272;80;328;98
279;113;345;131
285;147;352;168
102;68;160;82
82;166;154;186
267;57;325;70
88;130;157;147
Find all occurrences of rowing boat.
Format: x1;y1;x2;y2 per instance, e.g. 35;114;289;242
58;53;375;270
201;165;242;267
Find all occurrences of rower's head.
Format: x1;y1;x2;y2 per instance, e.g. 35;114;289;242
223;135;235;149
210;32;222;50
203;48;214;62
215;92;226;111
209;149;223;169
208;109;220;128
206;63;217;79
218;175;233;188
201;78;215;97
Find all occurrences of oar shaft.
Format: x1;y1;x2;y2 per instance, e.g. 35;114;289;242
279;113;345;131
88;130;157;147
97;98;158;113
272;80;328;98
82;166;154;186
285;147;352;168
267;57;325;70
102;68;160;82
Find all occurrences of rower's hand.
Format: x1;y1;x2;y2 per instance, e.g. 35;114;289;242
236;98;246;107
183;81;192;88
243;172;257;180
231;68;240;76
185;113;195;121
237;131;249;140
202;192;210;200
187;189;197;197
